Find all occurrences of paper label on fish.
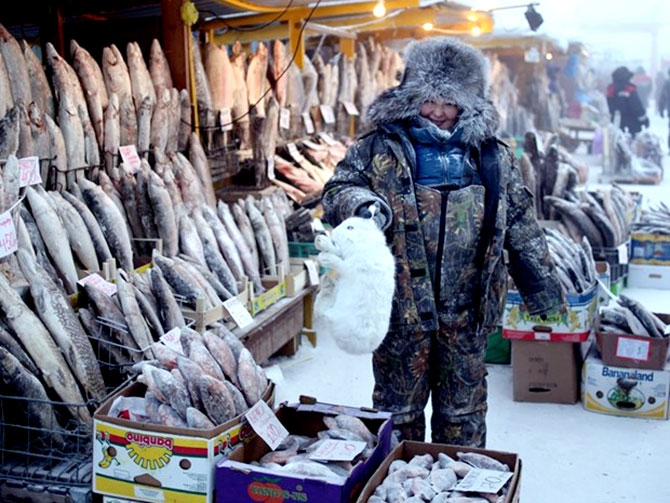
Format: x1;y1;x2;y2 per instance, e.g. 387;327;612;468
616;336;651;361
454;468;513;494
18;156;42;187
617;242;629;264
267;156;275;180
318;132;337;145
287;142;302;161
245;400;289;451
119;145;142;173
160;329;185;355
302;112;315;134
308;439;366;461
304;259;320;285
223;297;254;329
279;108;290;130
342;101;360;116
219;108;233;131
0;211;18;259
319;104;336;124
79;272;118;296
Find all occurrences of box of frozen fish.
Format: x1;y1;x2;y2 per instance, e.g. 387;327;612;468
355;440;521;503
582;345;670;420
93;378;275;503
626;263;670;290
215;399;393;503
502;283;598;342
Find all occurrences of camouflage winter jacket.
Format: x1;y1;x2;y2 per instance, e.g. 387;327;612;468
321;122;565;336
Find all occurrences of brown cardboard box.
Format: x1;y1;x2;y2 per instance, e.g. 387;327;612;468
356;440;521;503
595;315;670;370
512;340;586;403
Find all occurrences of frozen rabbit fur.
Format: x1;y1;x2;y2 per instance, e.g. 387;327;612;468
313;216;395;354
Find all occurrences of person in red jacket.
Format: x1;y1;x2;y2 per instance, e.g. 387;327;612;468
606;66;649;138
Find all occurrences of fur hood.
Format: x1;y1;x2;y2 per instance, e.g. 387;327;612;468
366;37;499;146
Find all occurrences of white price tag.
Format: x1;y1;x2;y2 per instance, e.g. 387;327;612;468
220;108;233;132
308;439;366;461
267;156;275;181
302;139;324;151
617;242;629;264
534;331;551;341
616;336;650;361
78;272;118;297
245;400;289;450
286;142;302;160
279;107;291;130
311;219;325;233
223;297;254;329
318;132;337;145
302;113;315;134
342;101;360;116
319;104;336;124
304;259;320;285
18;156;42;187
160;328;185;355
454;468;513;494
118;145;141;173
0;211;18;259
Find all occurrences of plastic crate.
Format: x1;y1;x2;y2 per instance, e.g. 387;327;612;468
288;241;319;259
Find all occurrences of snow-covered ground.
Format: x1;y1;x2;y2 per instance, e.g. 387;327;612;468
264;111;670;503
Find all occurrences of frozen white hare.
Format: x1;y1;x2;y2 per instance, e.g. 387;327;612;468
313;216;396;354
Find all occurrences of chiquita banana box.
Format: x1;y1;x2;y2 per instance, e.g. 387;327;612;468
93;380;274;503
582;346;670;420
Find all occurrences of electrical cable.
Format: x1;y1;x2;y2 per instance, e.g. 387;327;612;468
199;0;296;33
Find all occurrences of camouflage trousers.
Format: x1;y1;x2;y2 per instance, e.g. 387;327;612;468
372;322;488;448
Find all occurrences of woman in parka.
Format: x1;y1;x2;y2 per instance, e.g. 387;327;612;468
321;37;565;448
606;66;649;138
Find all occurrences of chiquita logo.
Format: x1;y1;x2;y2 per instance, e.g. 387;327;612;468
124;432;174;470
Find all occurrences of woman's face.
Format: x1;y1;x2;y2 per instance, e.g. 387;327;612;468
419;101;459;130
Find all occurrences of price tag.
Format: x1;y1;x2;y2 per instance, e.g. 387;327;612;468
160;327;185;355
286;142;302;160
319;104;336;124
534;331;551;341
220;108;233;132
302;112;315;134
267;156;275;180
311;218;326;233
342;101;360;116
245;400;289;450
302;139;324;151
78;272;118;297
279;107;291;130
304;259;320;285
0;211;18;259
308;439;366;462
119;145;141;173
617;242;629;264
616;336;650;361
18;156;42;187
454;468;513;494
318;132;337;146
223;297;254;329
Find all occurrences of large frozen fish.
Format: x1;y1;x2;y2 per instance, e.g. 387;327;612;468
149;265;186;330
17;248;106;401
136;95;153;154
0;105;19;160
22;39;55;118
246;42;269;118
116;269;154;353
150;85;170;152
119;93;138;147
197;374;236;425
205;42;235;112
103;92;120;174
0;271;89;422
201;204;244;282
0;22;31;105
57;92;86;188
152;250;213;309
147;170;179;257
245;197;276;276
102;44;132;107
230;41;250;149
273;40;288;108
261;194;289;271
149;38;173;93
188;132;217;208
220;200;263;291
61;190;113;265
178;89;192;152
231;200;260;274
176;355;204;411
70;39;106;144
202;330;239;386
0;50;13;118
49;191;100;272
193;208;238;295
127;41;156;110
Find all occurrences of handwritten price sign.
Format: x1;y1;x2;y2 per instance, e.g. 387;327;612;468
119;145;141;173
308;439;366;461
245;400;289;450
454;468;513;494
18;156;42;187
0;211;18;259
160;328;185;355
78;272;118;297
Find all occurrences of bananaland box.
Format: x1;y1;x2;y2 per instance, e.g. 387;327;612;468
582;346;670;420
215;399;392;503
93;379;275;503
502;284;598;342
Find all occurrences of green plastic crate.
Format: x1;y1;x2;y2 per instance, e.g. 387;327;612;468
289;241;319;259
486;326;510;364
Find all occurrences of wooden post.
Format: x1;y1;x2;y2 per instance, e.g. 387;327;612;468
161;0;190;92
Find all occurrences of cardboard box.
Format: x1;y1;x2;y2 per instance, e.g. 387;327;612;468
582;346;670;420
502;284;597;342
595;330;670;371
512;340;587;403
264;258;308;297
630;232;670;266
249;279;287;316
93;379;275;503
216;401;392;503
356;441;521;503
626;264;670;290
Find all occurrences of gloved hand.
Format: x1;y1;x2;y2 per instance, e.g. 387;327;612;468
356;201;387;230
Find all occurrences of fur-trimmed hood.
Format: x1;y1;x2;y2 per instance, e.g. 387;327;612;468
366;37;499;146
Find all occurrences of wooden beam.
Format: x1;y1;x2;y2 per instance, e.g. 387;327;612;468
161;0;190;91
303;21;357;40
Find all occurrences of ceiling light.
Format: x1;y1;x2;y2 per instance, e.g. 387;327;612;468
471;25;481;37
373;0;386;18
545;52;553;61
423;22;434;31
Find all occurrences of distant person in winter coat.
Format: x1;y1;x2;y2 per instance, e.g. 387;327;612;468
631;67;653;109
607;66;649;137
657;68;670;150
320;37;566;448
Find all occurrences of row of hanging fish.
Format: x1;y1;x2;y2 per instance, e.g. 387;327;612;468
366;451;513;503
599;294;669;338
544;227;597;294
131;325;269;429
240;413;378;480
